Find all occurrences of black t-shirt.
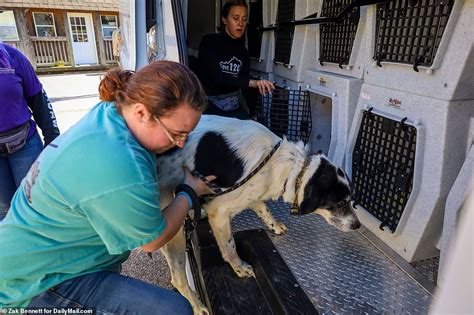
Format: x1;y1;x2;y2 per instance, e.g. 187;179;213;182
196;32;250;96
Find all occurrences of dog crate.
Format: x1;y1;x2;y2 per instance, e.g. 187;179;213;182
345;83;474;262
305;70;363;165
352;109;417;232
255;87;312;144
274;0;295;65
319;0;360;68
248;0;263;60
373;0;455;71
363;0;470;101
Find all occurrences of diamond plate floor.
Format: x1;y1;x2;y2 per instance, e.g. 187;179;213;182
232;200;433;314
411;257;439;286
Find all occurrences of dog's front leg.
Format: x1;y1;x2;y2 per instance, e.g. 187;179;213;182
208;210;255;278
250;201;288;235
160;226;209;315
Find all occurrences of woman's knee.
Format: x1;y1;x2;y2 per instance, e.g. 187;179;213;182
159;290;193;315
67;272;193;314
130;284;193;314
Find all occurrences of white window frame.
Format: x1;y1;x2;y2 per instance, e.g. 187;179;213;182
100;15;118;38
0;10;19;41
33;12;57;37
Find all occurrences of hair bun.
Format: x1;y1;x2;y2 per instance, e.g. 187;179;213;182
99;69;134;102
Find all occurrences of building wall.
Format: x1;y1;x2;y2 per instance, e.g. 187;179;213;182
25;9;68;37
0;0;118;12
1;5;119;68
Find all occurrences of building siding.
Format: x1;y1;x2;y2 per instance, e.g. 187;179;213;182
0;0;118;12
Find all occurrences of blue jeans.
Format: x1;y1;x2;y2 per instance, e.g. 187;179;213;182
28;271;193;315
0;132;43;220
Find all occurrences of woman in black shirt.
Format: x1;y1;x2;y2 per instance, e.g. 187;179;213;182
196;0;274;119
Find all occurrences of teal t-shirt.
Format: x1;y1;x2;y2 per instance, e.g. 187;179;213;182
0;101;166;307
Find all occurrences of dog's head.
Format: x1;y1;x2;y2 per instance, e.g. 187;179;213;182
294;156;360;232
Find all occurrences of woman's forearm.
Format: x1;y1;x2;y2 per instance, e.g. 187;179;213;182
140;195;190;252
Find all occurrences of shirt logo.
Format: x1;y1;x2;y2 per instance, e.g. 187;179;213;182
219;56;242;75
24;160;40;203
0;67;15;75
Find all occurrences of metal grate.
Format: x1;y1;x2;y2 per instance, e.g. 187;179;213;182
274;0;295;65
248;0;263;59
232;201;432;313
319;0;360;67
255;88;312;143
352;110;417;232
374;0;455;71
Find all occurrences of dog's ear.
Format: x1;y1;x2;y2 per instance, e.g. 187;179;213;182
299;194;322;214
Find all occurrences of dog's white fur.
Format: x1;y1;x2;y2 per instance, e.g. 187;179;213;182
157;116;351;314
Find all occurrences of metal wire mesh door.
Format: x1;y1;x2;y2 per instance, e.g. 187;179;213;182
255;88;312;143
248;0;263;59
352;110;417;232
319;0;360;67
374;0;455;71
274;0;295;65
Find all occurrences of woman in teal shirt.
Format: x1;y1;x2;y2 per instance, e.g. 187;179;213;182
0;61;214;314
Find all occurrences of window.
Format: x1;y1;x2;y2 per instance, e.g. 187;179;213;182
0;10;19;41
69;16;88;42
100;15;117;38
33;12;57;37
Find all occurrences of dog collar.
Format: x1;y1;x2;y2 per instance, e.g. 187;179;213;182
290;156;311;215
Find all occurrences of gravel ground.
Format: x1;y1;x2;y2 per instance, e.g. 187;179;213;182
120;249;174;290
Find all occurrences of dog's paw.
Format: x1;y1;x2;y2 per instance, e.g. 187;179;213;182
233;261;255;278
192;303;210;315
271;221;288;235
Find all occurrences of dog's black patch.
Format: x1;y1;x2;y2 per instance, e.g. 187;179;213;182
300;158;351;214
194;131;244;188
156;146;181;157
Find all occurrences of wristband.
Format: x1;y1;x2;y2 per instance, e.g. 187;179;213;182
174;184;201;223
176;191;193;209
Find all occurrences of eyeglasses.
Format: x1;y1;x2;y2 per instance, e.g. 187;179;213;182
154;115;188;146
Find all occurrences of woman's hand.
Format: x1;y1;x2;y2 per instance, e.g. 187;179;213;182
249;79;275;95
182;167;216;196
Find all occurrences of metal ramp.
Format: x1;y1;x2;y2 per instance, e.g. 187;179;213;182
230;200;433;314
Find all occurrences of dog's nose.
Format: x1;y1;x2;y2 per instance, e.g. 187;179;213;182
351;221;361;230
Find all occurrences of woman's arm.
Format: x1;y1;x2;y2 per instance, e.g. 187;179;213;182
248;79;275;95
27;89;60;146
141;168;216;252
140;195;191;252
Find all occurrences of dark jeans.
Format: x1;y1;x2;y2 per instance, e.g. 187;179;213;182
28;271;192;315
0;132;43;220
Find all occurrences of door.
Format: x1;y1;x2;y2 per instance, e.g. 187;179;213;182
68;13;98;65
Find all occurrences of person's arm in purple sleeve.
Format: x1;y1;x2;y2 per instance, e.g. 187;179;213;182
15;48;60;146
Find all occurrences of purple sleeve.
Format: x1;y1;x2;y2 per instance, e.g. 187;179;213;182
14;49;43;97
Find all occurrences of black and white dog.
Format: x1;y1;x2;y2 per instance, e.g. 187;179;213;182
157;115;360;314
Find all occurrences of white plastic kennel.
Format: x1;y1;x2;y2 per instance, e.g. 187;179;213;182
345;84;474;262
305;70;363;166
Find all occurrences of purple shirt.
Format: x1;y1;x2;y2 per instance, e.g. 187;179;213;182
0;44;42;137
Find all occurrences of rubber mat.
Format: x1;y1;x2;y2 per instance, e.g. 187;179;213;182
189;219;317;315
